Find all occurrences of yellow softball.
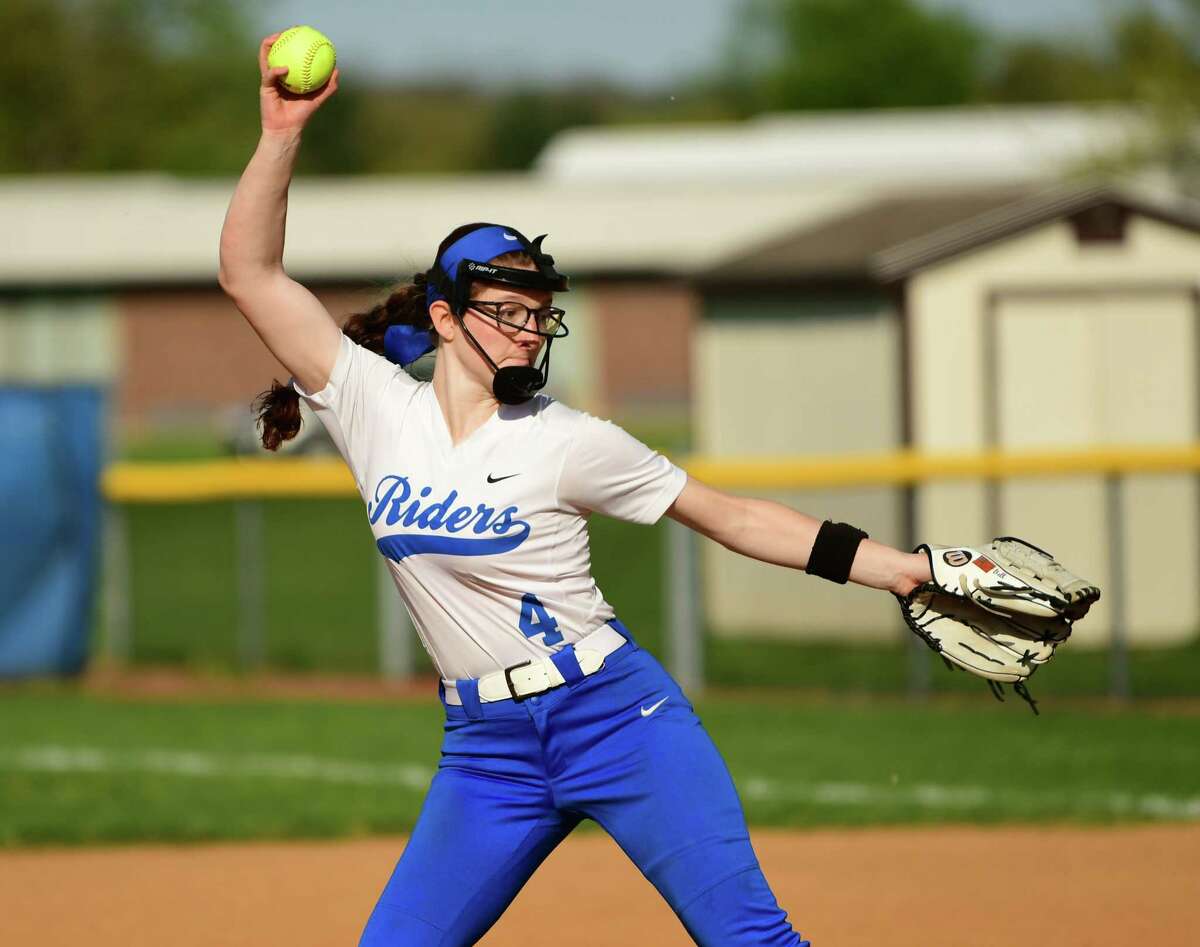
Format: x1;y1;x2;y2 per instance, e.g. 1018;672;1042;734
268;26;336;94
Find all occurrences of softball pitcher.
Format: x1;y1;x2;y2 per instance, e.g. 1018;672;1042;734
220;34;938;946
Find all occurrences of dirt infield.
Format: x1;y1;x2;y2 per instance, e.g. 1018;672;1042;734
3;824;1197;946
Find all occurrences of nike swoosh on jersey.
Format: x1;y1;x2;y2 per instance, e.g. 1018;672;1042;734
640;696;668;717
487;473;520;483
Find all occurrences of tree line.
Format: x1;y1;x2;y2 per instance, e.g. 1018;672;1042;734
4;0;1197;185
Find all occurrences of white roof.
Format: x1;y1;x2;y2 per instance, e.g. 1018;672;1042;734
537;105;1147;186
0;104;1163;288
2;172;874;286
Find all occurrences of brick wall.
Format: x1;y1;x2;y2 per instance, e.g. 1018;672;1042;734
586;280;696;417
114;285;380;426
113;280;699;428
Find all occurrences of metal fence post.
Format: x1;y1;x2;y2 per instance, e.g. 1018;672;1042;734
902;484;931;696
666;518;703;693
377;556;413;679
234;500;266;669
101;503;132;663
1105;476;1130;699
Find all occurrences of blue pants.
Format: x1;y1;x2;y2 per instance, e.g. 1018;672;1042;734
360;629;808;946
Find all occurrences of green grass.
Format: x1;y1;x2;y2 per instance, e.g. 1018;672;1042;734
125;499;381;671
1;689;1197;847
118;426;233;462
0;694;443;846
707;635;1200;700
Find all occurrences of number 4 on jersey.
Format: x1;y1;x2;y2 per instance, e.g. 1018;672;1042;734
519;593;563;646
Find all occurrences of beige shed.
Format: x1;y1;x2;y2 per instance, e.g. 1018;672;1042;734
881;187;1200;648
695;185;1200;649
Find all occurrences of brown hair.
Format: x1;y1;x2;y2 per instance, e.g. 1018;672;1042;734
254;248;533;451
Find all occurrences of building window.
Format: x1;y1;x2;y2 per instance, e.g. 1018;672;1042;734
1069;204;1129;244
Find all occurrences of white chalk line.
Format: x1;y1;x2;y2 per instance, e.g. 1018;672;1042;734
738;778;1200;820
2;745;1199;820
0;746;433;792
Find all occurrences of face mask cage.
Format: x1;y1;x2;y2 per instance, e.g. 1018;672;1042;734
453;306;560;405
427;229;571;404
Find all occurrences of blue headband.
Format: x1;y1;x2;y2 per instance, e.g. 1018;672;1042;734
425;225;527;310
385;224;535;367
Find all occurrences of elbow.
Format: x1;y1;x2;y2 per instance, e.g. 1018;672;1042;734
217;264;238;296
217;233;278;297
708;495;752;552
715;520;746;554
217;257;278;301
217;270;252;307
217;230;238;290
217;245;244;296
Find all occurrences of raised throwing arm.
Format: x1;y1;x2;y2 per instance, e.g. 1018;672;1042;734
217;33;343;394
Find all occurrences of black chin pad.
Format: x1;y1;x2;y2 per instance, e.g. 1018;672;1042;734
492;366;544;404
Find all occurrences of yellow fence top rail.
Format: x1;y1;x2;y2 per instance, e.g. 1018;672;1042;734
102;445;1200;503
684;444;1200;490
103;458;356;503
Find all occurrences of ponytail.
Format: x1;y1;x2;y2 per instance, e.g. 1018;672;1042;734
254;380;302;452
342;273;432;354
254;273;434;451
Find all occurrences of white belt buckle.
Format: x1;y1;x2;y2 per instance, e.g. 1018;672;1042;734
504;660;551;700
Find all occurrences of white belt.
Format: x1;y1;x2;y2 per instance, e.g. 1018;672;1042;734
443;622;627;705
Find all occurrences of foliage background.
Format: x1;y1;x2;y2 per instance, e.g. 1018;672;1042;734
4;0;1198;186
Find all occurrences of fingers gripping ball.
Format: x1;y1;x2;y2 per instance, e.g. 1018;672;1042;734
268;26;336;94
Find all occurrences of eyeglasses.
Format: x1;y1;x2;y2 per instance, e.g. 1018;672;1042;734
466;300;568;338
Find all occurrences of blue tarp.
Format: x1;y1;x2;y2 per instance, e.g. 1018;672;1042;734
0;387;106;677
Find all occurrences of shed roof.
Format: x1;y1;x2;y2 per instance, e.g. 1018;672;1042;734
872;184;1200;281
700;187;1033;286
698;182;1200;288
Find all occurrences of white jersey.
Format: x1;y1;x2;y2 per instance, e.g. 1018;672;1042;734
295;334;687;682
